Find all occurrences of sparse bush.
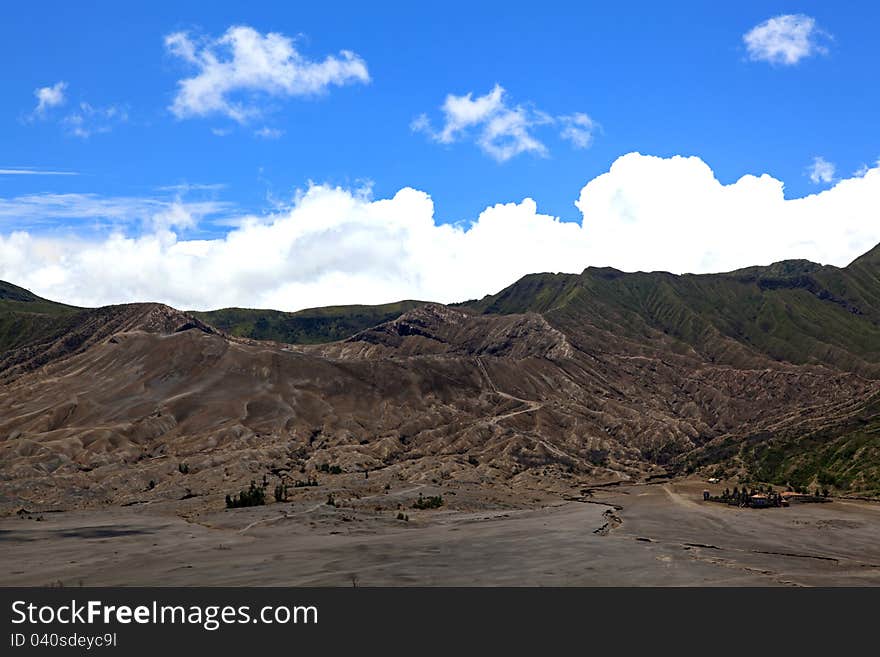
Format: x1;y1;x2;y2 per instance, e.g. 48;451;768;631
326;493;336;507
274;483;289;503
178;462;190;475
396;512;409;521
294;477;318;487
412;494;444;510
587;449;609;466
148;480;155;490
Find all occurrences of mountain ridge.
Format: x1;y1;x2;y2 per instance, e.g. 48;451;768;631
1;243;878;510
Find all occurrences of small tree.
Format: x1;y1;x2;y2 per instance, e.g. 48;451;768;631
226;481;266;508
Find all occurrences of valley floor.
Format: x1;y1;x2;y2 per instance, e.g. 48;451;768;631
2;479;879;586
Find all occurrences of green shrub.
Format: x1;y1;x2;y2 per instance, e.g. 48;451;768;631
412;494;444;510
226;481;266;508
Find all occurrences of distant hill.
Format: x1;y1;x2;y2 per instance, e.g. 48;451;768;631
0;281;84;354
191;300;426;345
462;250;880;376
0;281;426;352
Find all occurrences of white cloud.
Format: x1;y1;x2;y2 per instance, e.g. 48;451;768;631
559;113;598;149
33;81;67;116
854;160;879;178
0;192;230;233
414;85;596;162
165;25;370;123
0;168;77;176
27;81;127;137
808;156;835;184
432;85;506;143
1;153;879;311
743;14;830;65
61;102;128;138
156;183;226;193
255;126;284;139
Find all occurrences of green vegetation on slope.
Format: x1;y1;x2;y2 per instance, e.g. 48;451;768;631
686;394;880;496
0;281;84;353
463;250;880;375
191;300;425;345
746;421;880;496
0;279;425;350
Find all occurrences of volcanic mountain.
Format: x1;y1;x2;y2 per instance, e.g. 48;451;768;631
1;245;878;511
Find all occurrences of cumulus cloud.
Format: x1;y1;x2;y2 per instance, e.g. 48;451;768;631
413;85;597;162
165;25;370;123
743;14;830;65
1;153;879;311
33;81;67;116
808;156;835;184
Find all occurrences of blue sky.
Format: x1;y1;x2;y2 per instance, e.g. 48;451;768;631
1;2;879;310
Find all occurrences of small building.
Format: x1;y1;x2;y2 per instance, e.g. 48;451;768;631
749;493;770;508
781;491;828;504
